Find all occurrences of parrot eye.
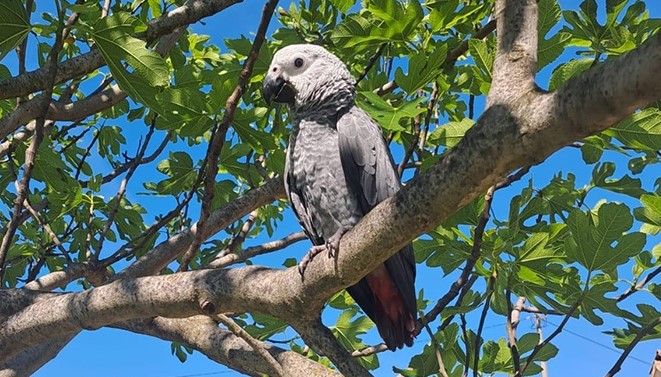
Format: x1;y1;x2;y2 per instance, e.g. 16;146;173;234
294;58;304;68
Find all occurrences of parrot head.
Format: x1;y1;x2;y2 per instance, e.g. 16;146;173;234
263;44;355;111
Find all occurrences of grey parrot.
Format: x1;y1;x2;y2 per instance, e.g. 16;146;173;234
262;44;416;350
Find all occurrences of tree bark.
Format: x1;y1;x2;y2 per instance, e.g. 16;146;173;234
3;0;661;375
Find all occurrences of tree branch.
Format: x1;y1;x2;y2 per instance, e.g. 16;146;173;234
116;316;340;377
0;27;183;138
295;320;373;377
604;317;661;377
119;176;285;279
489;0;537;103
180;0;278;270
0;0;243;101
207;231;307;269
213;314;287;377
0;14;64;279
374;20;496;95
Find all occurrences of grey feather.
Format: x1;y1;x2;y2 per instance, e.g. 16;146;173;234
265;44;417;350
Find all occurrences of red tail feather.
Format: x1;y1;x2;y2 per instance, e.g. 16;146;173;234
365;264;416;350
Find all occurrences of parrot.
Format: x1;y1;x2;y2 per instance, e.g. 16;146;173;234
262;44;416;350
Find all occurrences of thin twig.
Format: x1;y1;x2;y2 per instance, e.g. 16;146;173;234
0;10;65;280
415;82;440;174
21;198;68;257
419;310;450;377
519;297;583;375
422;185;496;328
213;314;287;377
398;110;422;178
351;344;389;357
461;311;470;376
356;43;386;84
207;231;307;269
473;273;496;377
96;124;156;256
438;274;479;332
604;317;661;377
79;131;171;188
210;210;259;261
534;313;549;377
374;20;497;95
73;126;102;181
520;306;563;316
179;0;278;271
495;166;531;190
616;265;661;302
101;0;111;17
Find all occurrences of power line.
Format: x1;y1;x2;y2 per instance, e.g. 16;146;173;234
546;320;649;366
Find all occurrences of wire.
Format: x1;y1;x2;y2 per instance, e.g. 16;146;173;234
546;320;649;366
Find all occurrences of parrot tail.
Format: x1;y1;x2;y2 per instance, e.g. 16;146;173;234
365;264;416;350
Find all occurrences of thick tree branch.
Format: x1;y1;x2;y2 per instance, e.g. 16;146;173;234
490;0;537;103
23;262;101;291
116;316;340;377
0;0;242;101
0;334;74;377
5;25;661;362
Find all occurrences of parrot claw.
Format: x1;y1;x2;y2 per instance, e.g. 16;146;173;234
297;226;352;279
298;245;327;278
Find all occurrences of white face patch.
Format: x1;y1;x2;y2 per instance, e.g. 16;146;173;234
267;44;356;110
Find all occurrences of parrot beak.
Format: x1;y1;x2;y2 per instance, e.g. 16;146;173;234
263;75;295;106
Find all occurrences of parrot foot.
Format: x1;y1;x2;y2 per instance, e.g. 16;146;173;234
325;225;351;259
297;226;352;278
298;245;327;277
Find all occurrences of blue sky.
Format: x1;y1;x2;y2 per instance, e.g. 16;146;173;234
13;0;661;376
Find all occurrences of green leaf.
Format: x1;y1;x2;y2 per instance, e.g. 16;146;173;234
91;12;169;110
244;313;288;341
155;87;214;136
548;58;592;91
330;0;355;13
579;281;630;325
394;44;447;94
330;14;376;49
565;203;644;273
155;152;197;195
468;38;493;79
605;0;628;28
604;108;661;151
0;0;30;61
537;0;570;70
591;162;646;198
515;232;563;264
331;307;378;369
634;194;661;235
427;118;474;149
357;91;426;131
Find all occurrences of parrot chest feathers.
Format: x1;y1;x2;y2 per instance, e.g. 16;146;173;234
287;119;362;240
